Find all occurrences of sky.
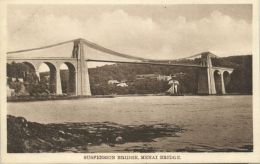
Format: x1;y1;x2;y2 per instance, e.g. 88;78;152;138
7;4;252;68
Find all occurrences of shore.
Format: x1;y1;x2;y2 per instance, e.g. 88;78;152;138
8;115;185;153
7;93;252;102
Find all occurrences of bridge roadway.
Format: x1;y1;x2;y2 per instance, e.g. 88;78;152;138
7;57;233;70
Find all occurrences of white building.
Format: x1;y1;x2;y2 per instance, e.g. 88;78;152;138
116;82;128;87
7;85;15;97
157;75;172;81
108;80;119;85
18;78;24;82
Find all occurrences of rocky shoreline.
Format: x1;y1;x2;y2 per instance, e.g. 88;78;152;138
7;115;184;153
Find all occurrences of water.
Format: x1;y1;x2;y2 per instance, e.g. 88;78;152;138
7;95;253;152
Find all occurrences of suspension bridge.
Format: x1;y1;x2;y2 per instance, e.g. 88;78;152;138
7;38;233;96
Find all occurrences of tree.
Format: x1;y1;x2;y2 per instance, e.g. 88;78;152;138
7;62;52;96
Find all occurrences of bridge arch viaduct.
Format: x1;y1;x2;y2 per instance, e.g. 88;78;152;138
197;53;233;94
7;58;79;95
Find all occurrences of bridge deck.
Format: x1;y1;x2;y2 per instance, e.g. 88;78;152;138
7;57;234;70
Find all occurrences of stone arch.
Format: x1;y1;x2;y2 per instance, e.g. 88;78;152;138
59;62;76;95
38;62;57;94
223;71;230;93
214;70;222;94
22;62;36;72
21;61;39;88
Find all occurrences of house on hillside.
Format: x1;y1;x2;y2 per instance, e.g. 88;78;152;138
40;74;50;81
158;72;186;81
108;80;119;85
136;74;158;80
7;84;15;97
116;82;128;87
157;75;172;81
17;78;24;82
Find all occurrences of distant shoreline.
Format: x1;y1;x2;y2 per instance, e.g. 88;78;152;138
7;93;252;103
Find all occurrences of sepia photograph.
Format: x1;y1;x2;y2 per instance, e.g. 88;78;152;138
1;0;259;163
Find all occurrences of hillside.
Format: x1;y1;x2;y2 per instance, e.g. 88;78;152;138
88;55;252;94
7;55;252;95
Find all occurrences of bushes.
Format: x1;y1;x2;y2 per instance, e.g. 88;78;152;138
7;55;253;96
90;79;169;95
7;62;51;96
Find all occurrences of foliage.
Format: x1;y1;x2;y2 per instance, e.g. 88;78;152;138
9;81;23;93
220;55;252;94
7;55;253;95
7;62;50;96
7;62;30;78
89;55;252;95
88;62;201;95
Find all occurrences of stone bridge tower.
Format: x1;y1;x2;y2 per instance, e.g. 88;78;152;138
197;52;216;94
197;52;233;95
73;39;92;96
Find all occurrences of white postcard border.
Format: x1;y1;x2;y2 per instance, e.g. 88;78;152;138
1;0;259;163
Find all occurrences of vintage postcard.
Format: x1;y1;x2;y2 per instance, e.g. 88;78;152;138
0;0;260;163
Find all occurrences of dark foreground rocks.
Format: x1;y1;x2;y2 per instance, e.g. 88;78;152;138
7;115;184;153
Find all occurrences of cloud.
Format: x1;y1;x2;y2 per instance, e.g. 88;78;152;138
8;9;252;60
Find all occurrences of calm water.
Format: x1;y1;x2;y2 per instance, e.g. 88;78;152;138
7;95;253;152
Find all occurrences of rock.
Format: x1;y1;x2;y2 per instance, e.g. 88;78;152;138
58;130;65;134
115;136;123;143
7;115;184;153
